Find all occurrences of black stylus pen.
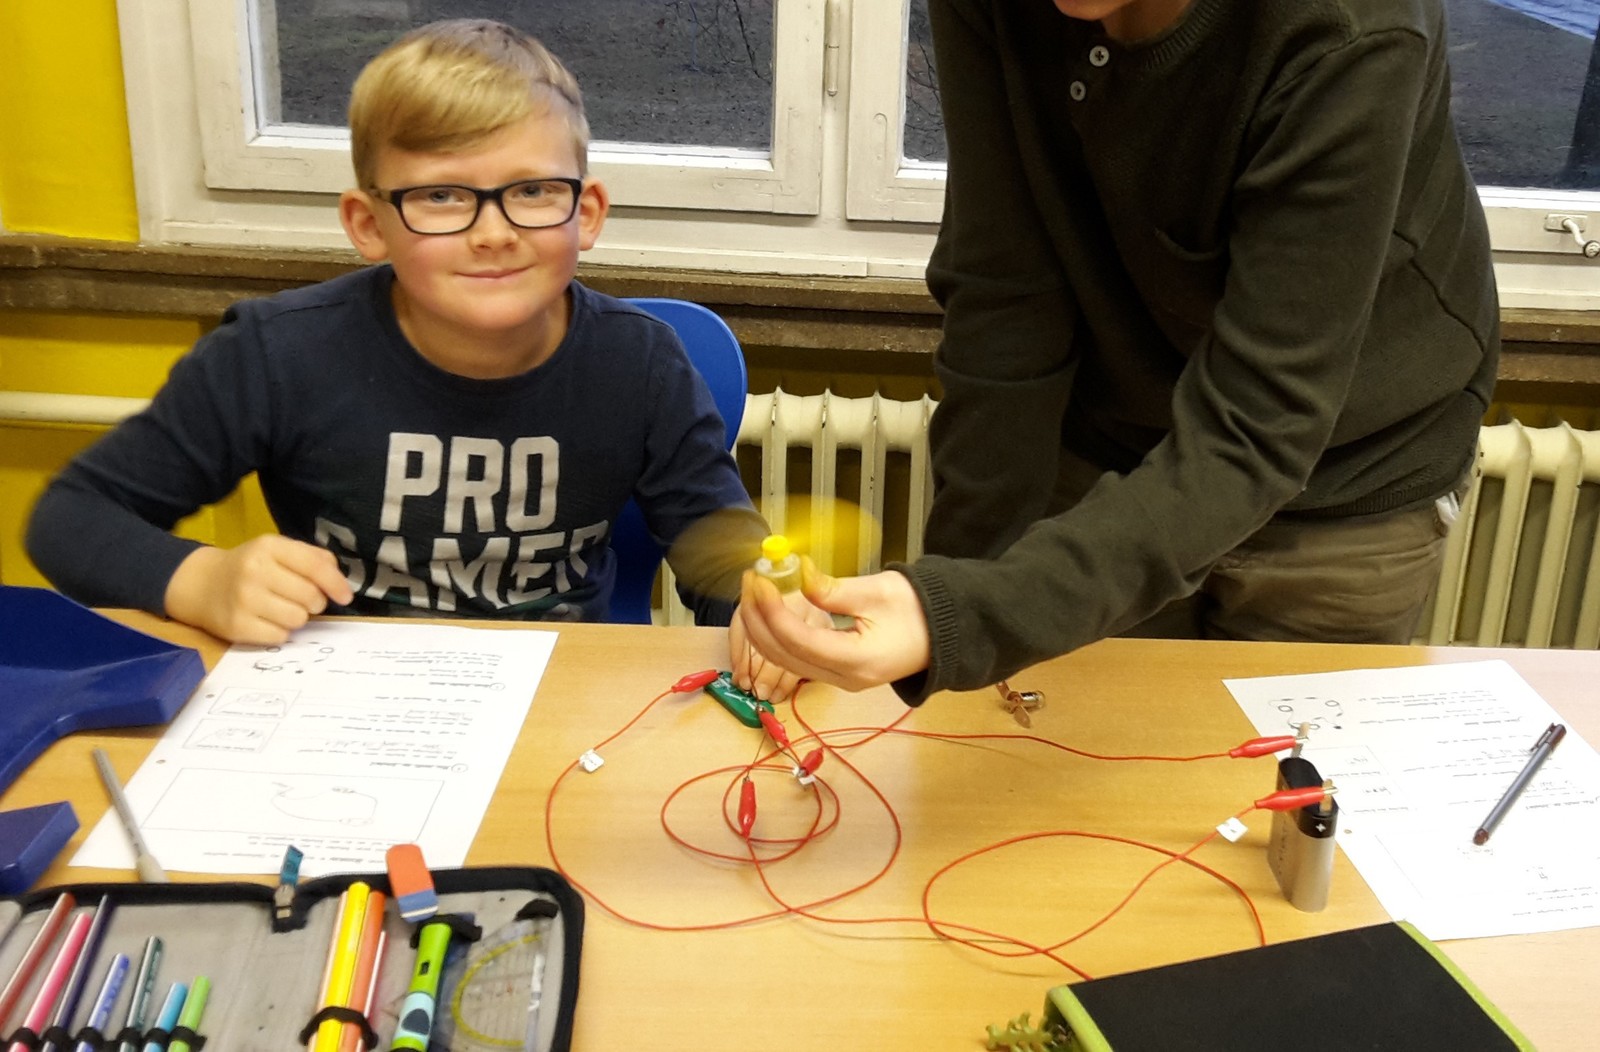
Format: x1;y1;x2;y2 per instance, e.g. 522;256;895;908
1473;723;1566;845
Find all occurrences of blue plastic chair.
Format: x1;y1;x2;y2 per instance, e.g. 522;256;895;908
608;298;748;624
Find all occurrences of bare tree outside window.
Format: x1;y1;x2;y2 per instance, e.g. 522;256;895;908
264;0;1598;191
904;0;944;163
893;0;1600;188
270;0;775;151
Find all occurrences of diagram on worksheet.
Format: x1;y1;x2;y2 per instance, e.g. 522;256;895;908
140;767;428;838
1265;695;1345;733
210;687;293;719
73;620;558;878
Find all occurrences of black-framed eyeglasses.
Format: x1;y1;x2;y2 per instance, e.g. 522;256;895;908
372;177;584;235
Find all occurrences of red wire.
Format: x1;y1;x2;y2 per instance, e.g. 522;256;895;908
544;676;1270;976
919;819;1265;966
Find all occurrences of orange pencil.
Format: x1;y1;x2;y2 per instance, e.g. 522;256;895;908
337;891;387;1052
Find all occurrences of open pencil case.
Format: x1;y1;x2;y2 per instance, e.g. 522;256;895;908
0;865;583;1051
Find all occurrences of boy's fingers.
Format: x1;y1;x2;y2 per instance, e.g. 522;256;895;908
764;669;804;704
738;592;842;685
276;540;355;604
246;593;313;638
228;616;294;647
798;558;845;611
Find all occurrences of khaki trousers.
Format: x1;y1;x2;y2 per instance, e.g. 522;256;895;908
1049;449;1465;645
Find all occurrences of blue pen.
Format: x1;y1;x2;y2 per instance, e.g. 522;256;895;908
73;953;130;1052
41;895;115;1052
141;982;187;1052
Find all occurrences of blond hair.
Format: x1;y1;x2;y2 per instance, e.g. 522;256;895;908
348;19;590;188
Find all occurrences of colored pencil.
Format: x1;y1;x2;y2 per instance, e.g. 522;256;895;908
0;892;76;1028
6;912;93;1052
337;890;388;1052
311;882;371;1052
41;895;114;1052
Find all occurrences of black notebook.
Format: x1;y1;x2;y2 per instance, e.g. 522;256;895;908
1042;922;1532;1051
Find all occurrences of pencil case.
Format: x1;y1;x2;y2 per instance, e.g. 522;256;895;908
0;865;583;1052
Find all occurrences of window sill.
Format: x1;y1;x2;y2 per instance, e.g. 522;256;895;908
2;233;1597;396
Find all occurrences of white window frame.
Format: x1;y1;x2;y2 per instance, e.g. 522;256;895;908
1481;189;1600;308
185;0;825;214
845;0;942;223
117;0;943;277
115;0;1600;303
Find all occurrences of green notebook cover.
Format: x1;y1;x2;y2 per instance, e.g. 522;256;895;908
1042;922;1533;1051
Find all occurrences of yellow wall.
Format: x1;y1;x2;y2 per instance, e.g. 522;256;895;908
0;2;138;241
0;3;267;588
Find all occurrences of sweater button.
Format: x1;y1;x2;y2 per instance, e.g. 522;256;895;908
1089;45;1110;67
1069;80;1087;101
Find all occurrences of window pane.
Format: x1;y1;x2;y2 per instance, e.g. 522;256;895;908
892;0;1600;188
904;0;945;162
268;0;775;151
1448;0;1600;189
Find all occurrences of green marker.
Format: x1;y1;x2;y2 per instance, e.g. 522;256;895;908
388;922;452;1051
168;976;210;1052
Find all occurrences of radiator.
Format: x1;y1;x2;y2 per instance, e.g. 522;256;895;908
6;390;1599;646
1423;420;1600;648
710;401;1600;649
658;389;937;625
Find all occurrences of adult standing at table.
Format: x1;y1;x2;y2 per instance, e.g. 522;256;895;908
733;0;1499;704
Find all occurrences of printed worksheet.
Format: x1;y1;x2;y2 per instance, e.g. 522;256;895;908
75;620;557;878
1226;660;1600;940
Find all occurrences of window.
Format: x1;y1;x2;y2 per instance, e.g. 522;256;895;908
123;0;917;276
1446;0;1600;306
118;0;1600;303
177;0;823;212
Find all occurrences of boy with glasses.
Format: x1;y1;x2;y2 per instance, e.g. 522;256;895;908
27;19;768;643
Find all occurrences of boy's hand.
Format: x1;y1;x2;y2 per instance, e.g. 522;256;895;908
736;560;931;693
164;536;355;645
729;571;833;703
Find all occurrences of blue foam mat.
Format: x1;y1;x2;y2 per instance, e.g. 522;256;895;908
0;585;205;795
0;802;78;895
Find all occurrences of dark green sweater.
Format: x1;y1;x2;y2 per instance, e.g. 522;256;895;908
896;0;1499;703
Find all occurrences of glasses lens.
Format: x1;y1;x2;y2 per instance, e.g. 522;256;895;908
398;186;479;234
501;180;578;229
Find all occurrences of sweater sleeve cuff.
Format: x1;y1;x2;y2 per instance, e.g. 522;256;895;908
886;561;962;706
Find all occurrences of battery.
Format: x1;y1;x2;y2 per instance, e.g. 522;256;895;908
1267;755;1338;912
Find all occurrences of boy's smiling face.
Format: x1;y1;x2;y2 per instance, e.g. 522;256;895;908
340;109;607;379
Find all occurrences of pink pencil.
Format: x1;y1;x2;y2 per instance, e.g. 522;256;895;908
6;911;93;1052
0;892;76;1028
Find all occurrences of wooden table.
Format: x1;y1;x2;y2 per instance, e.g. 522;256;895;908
4;616;1597;1050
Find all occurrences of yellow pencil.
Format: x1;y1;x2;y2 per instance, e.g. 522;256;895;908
311;881;371;1052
